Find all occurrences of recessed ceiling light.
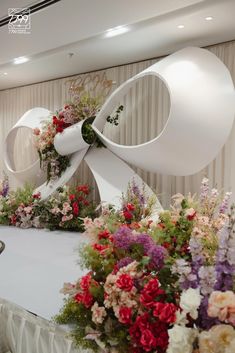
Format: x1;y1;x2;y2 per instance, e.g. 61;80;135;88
3;72;8;75
13;56;29;65
105;26;129;38
177;24;185;29
205;16;213;21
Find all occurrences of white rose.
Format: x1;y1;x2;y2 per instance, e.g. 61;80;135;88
180;288;202;319
167;325;197;353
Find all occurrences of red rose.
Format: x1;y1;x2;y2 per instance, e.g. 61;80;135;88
77;185;89;194
140;329;157;352
74;292;83;303
80;273;92;291
155;330;169;350
52;116;58;125
10;214;17;225
69;194;75;201
83;200;89;206
98;230;111;240
140;291;156;308
123;210;133;220
32;192;41;199
129;314;151;345
72;201;79;216
82;291;94;308
56;126;64;133
126;203;135;211
119;306;132;325
154;302;177;324
93;243;109;255
116;274;134;292
143;278;160;296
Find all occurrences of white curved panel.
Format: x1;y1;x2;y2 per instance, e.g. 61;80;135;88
4;108;50;182
34;147;89;199
84;147;163;214
92;47;235;176
54;120;90;156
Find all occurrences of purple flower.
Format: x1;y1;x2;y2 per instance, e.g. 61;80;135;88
197;296;220;330
135;233;154;253
113;226;133;250
219;192;232;214
148;244;165;270
131;180;146;206
116;257;133;269
214;224;235;291
198;266;216;295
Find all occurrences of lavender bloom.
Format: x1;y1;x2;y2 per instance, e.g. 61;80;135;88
172;259;198;290
214;224;235;291
219;192;232;214
197;296;220;330
131;180;146;206
198;266;216;295
116;257;133;269
173;237;204;290
113;226;133;250
2;182;9;197
200;177;209;202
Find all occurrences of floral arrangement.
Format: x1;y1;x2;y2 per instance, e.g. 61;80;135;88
33;88;102;183
0;181;95;231
56;178;235;353
33;84;124;183
36;184;95;231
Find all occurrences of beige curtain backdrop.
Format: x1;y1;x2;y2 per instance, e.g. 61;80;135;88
0;40;235;208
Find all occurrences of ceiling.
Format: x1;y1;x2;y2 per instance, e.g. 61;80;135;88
0;0;235;90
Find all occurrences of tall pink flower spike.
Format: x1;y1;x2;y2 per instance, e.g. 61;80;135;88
4;47;235;211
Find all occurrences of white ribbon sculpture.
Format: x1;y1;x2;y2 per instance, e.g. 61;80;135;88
4;47;235;209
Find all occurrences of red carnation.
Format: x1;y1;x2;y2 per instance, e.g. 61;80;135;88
119;306;132;325
72;201;79;216
52;116;58;125
98;230;110;240
116;274;133;292
80;273;92;291
69;194;75;201
140;329;157;352
74;292;83;304
126;203;135;211
93;243;109;254
56;126;64;133
123;210;133;220
82;291;94;308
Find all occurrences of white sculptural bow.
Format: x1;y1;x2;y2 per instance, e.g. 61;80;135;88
4;47;235;209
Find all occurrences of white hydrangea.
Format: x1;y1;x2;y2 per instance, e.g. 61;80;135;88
180;288;202;319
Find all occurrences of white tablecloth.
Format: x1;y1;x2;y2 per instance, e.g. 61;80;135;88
0;226;91;353
0;298;90;353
